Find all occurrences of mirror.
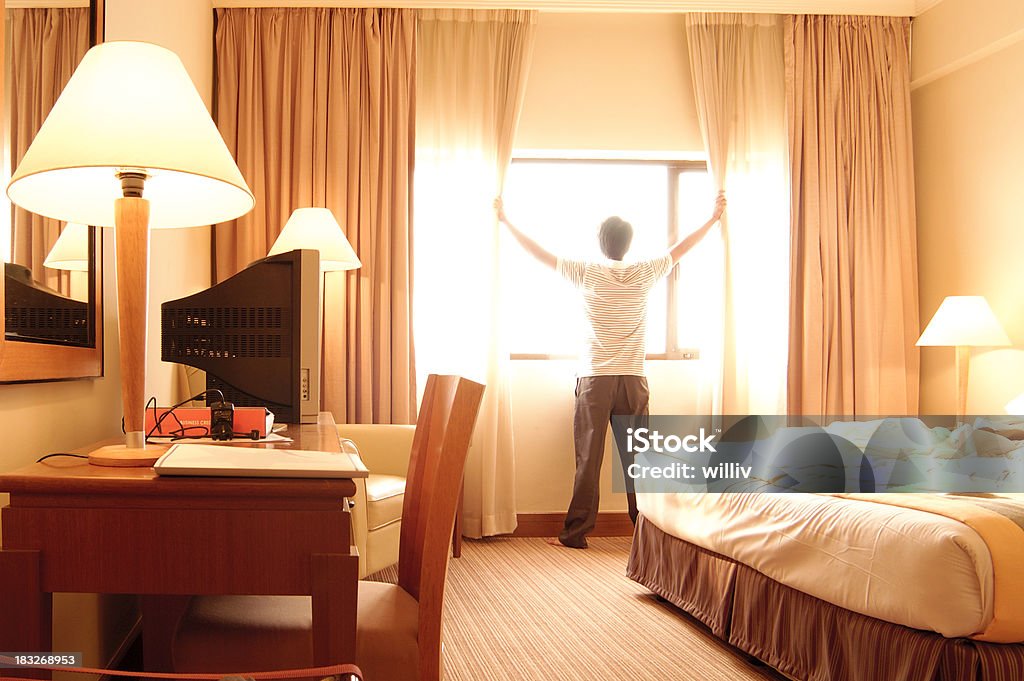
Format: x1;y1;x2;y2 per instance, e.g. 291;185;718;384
0;0;103;381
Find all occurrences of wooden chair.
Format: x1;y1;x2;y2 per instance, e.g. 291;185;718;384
0;661;363;681
171;375;485;681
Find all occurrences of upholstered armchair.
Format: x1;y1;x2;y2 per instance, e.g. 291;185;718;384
337;423;415;578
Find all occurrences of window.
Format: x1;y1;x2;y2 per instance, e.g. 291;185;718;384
501;158;717;359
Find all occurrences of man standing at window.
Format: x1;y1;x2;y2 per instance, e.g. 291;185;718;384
494;193;726;548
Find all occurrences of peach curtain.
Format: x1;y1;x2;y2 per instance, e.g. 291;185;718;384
414;9;536;537
786;15;919;415
685;13;789;416
7;8;89;293
214;7;417;424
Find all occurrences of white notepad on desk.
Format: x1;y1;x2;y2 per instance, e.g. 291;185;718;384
153;443;369;479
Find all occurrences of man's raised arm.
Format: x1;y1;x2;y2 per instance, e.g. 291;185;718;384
669;192;727;265
494;197;557;270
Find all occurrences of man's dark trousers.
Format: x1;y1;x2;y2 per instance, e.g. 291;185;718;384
559;375;648;548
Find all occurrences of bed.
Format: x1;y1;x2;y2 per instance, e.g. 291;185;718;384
627;420;1024;681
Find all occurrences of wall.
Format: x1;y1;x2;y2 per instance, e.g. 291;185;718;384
11;0;1010;528
0;228;135;671
0;254;122;492
1;6;709;545
912;0;1024;414
511;12;703;513
0;0;217;668
0;0;127;666
105;0;215;405
516;12;701;154
96;9;701;518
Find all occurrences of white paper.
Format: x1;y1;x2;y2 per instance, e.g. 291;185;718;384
153;443;369;479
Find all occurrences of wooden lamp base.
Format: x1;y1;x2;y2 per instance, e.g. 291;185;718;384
955;344;970;427
90;195;155;469
89;442;168;467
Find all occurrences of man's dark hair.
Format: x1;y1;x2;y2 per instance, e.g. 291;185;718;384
599;216;633;260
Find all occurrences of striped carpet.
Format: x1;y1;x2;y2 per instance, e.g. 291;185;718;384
373;536;785;681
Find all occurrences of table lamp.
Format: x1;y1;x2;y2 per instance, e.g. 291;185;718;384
7;41;255;466
268;208;360;406
43;223;90;302
43;223;90;272
1006;393;1024;416
916;295;1010;424
268;208;361;272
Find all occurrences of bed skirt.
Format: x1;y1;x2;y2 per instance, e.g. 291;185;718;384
627;514;1024;681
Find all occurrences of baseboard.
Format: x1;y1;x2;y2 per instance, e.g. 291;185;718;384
513;512;634;537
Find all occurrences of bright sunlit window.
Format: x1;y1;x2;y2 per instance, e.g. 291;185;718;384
501;158;718;358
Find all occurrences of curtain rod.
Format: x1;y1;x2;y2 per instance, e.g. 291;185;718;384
210;1;920;17
7;0;89;7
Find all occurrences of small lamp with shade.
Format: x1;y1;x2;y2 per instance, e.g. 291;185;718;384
43;223;90;302
916;295;1011;425
268;208;361;272
267;207;361;404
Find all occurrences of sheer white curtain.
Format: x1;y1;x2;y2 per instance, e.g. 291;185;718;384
414;9;536;537
685;13;789;415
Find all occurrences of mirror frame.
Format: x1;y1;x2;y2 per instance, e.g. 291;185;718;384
0;0;105;382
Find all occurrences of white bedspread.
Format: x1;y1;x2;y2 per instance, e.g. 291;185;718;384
638;492;994;638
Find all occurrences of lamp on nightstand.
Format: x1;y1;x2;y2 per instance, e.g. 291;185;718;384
7;41;254;466
1005;393;1024;416
916;296;1011;425
268;208;361;272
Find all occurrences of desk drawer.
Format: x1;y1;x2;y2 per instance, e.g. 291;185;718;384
2;505;351;594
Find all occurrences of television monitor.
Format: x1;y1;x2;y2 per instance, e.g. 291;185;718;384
4;262;91;346
160;249;320;424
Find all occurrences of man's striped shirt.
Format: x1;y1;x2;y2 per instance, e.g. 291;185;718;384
556;254;673;377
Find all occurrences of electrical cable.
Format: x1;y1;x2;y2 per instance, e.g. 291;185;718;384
146;389;227;443
36;453;89;463
37;390;251;463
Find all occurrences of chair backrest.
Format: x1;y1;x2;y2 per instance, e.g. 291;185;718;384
396;375;484;675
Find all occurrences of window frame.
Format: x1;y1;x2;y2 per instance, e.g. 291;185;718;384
505;157;708;362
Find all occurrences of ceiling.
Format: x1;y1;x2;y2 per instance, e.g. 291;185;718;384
213;0;944;17
8;0;942;16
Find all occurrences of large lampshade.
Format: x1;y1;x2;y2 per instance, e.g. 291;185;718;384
7;41;254;466
43;223;90;271
916;296;1011;348
7;41;254;228
269;208;361;272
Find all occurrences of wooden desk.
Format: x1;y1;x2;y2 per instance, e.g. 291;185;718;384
0;413;358;676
